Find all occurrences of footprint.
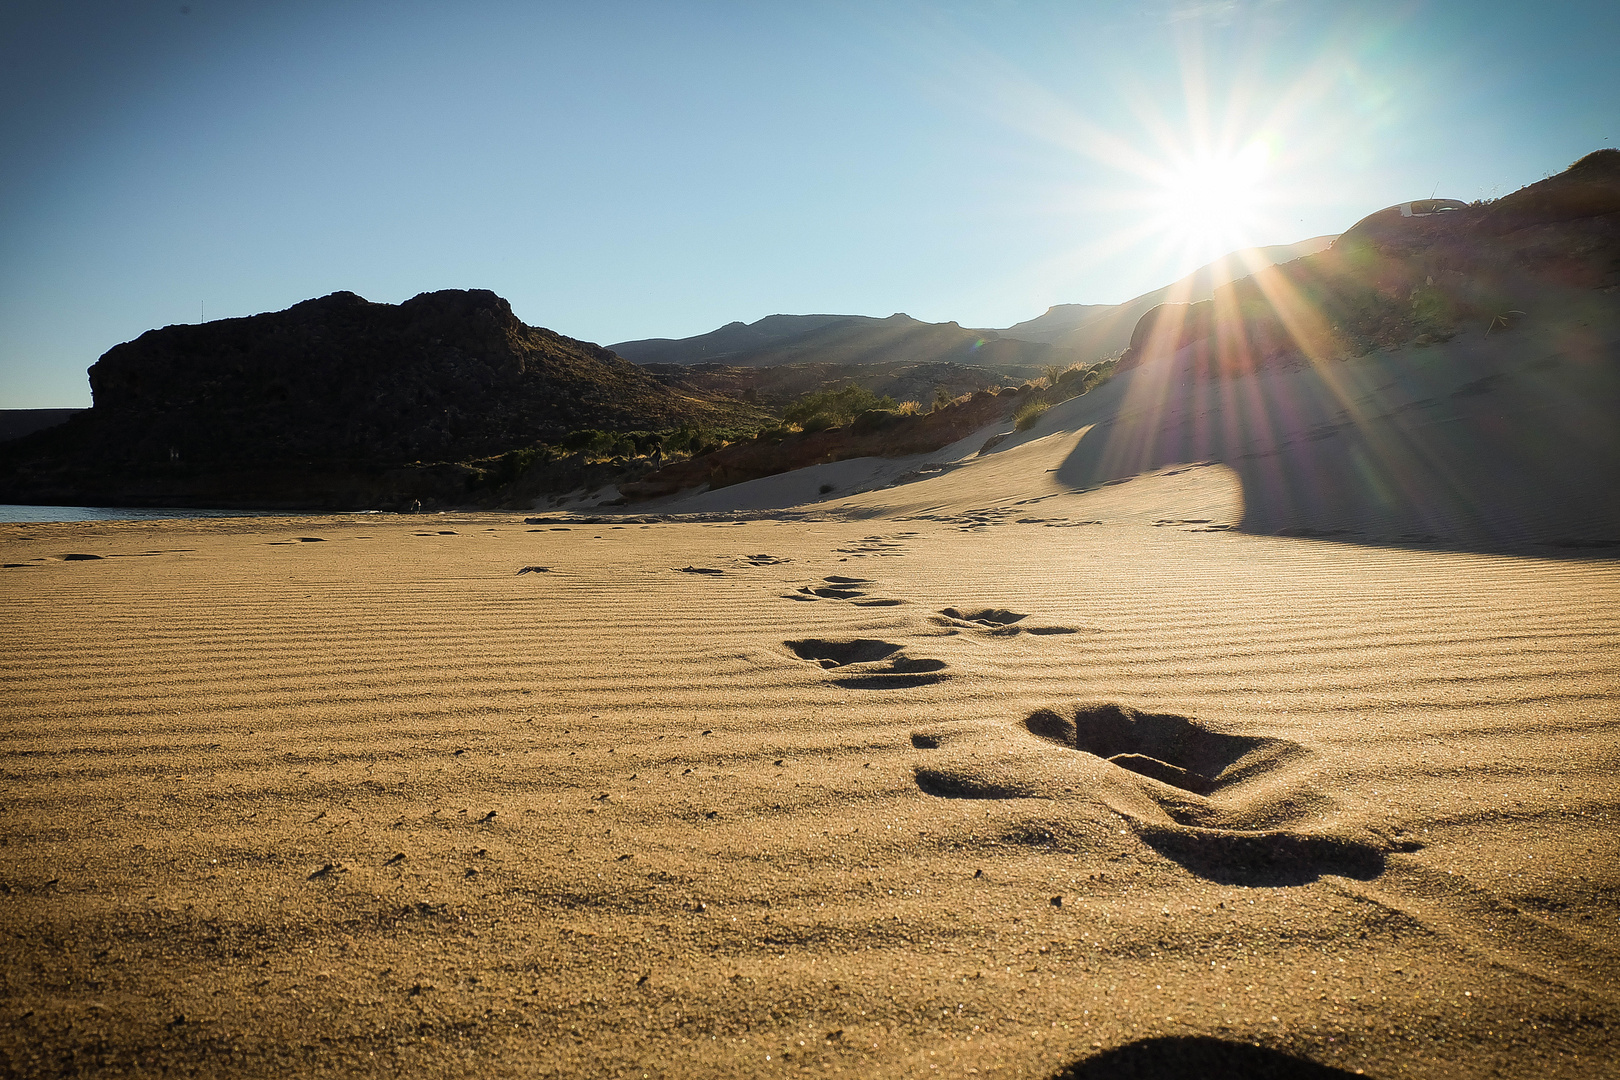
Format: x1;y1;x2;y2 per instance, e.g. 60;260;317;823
831;667;947;689
784;639;903;668
936;607;1085;636
782;575;905;607
941;607;1026;627
802;585;867;599
1021;703;1289;802
784;638;949;689
836;534;912;557
911;703;1393;885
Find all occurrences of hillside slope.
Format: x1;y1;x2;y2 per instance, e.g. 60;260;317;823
1030;236;1338;358
614;312;1069;375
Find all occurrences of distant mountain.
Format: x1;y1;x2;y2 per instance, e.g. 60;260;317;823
989;304;1115;345
612;312;1066;375
0;409;83;443
614;239;1338;375
0;289;766;508
609;314;866;365
1021;237;1338;360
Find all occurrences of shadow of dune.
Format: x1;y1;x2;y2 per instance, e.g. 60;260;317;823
1135;824;1386;887
1048;319;1620;553
1051;1036;1369;1079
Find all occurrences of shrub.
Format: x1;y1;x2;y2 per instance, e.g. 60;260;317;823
1014;399;1051;431
561;429;618;458
1054;364;1087;389
783;384;898;431
494;446;539;484
663;425;707;457
851;408;901;434
627;431;663;457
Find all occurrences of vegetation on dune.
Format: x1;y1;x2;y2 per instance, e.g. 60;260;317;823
1013;399;1051;431
1011;357;1121;431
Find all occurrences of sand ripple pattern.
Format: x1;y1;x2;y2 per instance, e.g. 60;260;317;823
1;516;1617;1077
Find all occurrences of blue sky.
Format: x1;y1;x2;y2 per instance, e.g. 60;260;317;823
2;0;1616;407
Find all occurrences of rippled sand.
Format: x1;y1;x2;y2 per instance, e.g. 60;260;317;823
3;487;1616;1077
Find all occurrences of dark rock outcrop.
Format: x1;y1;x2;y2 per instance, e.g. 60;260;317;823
82;289;758;464
0;289;766;509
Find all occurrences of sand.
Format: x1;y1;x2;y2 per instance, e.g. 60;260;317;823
3;321;1618;1078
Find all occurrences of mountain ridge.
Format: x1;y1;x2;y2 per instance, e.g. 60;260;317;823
610;236;1338;373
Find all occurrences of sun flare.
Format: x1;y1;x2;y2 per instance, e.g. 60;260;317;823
1156;141;1271;252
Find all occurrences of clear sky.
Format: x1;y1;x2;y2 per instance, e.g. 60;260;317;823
2;0;1616;408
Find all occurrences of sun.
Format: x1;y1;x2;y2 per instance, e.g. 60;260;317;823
1155;140;1271;254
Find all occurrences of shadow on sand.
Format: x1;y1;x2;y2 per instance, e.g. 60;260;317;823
1135;825;1386;887
1048;327;1620;553
1051;1036;1369;1079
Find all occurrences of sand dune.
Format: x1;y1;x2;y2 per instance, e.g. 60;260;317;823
660;286;1617;556
3;457;1617;1079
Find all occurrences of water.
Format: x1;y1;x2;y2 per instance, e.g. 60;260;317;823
0;504;290;523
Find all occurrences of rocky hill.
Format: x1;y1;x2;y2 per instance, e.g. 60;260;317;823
0;289;766;508
612;311;1065;376
1118;150;1620;374
608;314;862;365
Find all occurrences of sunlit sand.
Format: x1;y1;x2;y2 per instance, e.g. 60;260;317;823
4;316;1617;1078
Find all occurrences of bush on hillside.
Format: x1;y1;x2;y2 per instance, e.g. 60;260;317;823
783;384;898;432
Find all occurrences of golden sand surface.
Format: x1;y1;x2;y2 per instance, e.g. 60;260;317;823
2;494;1617;1077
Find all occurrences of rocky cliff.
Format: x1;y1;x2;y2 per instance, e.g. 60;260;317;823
0;289;766;508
